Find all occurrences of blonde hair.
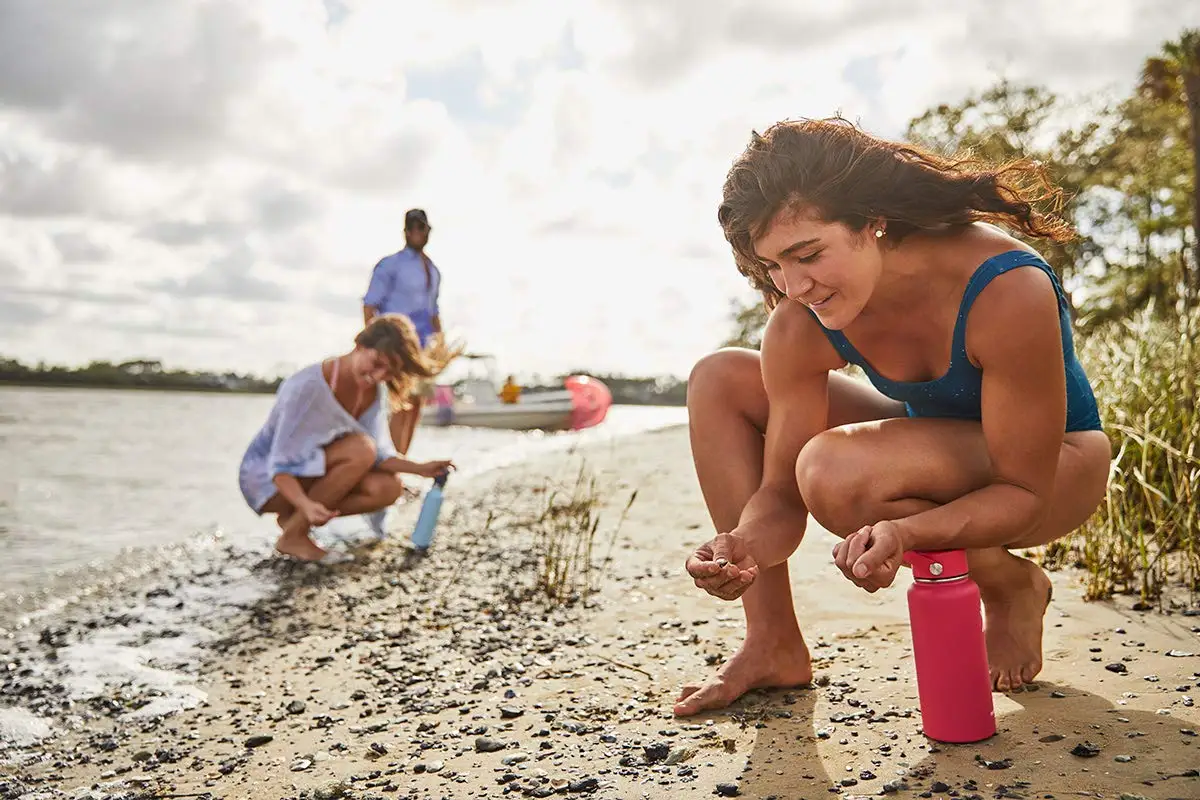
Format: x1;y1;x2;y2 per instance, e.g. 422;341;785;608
355;314;461;411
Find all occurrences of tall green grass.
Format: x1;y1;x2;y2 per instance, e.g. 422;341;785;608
1041;306;1200;604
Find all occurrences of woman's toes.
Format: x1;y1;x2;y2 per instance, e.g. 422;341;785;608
673;682;731;716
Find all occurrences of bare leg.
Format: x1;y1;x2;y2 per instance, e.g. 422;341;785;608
271;472;406;521
275;434;377;560
337;471;405;516
389;403;422;456
970;548;1053;691
263;481;311;531
797;418;1109;691
675;350;903;716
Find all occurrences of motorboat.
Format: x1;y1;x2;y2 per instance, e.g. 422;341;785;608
420;353;612;431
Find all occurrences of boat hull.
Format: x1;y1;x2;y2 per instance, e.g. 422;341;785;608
419;375;612;432
419;404;574;431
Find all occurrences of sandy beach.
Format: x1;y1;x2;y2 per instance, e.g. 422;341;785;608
3;424;1199;800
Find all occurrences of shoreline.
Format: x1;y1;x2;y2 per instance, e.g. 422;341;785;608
0;406;688;637
0;381;687;407
2;425;1199;800
0;379;280;396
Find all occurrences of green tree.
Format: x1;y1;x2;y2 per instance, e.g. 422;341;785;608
721;295;770;349
907;80;1109;314
1139;29;1200;302
1084;87;1192;325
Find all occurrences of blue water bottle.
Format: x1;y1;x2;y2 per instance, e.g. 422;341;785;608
411;472;449;551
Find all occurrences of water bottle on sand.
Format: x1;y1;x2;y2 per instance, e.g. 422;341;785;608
411;472;449;551
905;549;996;743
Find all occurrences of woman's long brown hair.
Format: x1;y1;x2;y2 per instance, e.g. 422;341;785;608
717;116;1076;310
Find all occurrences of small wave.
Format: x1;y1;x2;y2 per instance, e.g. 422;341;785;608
2;543;280;739
0;706;54;747
0;526;254;636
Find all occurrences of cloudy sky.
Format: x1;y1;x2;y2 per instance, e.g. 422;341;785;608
1;0;1195;380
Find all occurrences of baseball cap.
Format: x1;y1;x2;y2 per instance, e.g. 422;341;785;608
405;208;430;228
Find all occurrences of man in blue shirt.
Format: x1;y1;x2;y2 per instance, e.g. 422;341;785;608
363;208;444;454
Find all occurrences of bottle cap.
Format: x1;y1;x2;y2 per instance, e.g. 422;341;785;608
904;549;969;581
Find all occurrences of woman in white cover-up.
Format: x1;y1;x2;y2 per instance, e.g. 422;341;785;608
239;314;456;562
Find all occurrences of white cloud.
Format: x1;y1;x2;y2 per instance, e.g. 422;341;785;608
0;0;1196;380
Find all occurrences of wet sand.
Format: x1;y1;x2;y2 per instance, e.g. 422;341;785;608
3;425;1199;800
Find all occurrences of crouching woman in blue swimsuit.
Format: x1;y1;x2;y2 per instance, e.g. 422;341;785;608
678;117;1111;716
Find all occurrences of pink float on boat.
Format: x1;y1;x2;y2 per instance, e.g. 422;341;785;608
421;354;612;432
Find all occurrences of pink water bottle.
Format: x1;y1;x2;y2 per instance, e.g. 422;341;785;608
905;550;995;743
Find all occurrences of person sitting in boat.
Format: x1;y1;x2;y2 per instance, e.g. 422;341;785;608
238;314;457;562
499;375;521;404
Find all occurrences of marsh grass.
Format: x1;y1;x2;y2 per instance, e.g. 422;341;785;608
529;461;637;605
1040;306;1200;605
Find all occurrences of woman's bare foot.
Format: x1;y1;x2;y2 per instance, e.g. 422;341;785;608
978;554;1053;692
275;531;328;562
674;634;813;717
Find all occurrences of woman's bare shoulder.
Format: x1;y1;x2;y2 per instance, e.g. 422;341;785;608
959;222;1044;266
761;300;846;382
276;363;327;398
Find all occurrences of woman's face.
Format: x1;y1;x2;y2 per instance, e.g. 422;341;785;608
753;206;884;330
350;347;393;387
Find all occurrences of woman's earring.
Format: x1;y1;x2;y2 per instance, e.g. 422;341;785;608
875;228;884;239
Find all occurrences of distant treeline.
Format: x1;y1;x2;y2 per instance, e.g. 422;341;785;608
0;357;282;394
529;372;688;407
0;357;689;406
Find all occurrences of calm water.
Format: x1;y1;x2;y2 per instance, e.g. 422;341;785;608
0;386;687;623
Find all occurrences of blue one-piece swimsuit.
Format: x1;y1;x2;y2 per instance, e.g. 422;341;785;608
811;250;1103;433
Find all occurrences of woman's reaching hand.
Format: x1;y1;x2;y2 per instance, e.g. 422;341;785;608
686;531;759;600
415;459;455;478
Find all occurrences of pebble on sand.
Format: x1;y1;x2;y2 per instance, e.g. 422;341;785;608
476;736;506;753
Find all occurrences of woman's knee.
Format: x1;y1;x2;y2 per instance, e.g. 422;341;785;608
364;471;405;505
328;433;377;466
794;429;877;534
687;348;766;416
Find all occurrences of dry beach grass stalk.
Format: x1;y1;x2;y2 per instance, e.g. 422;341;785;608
1042;305;1200;605
528;461;637;604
